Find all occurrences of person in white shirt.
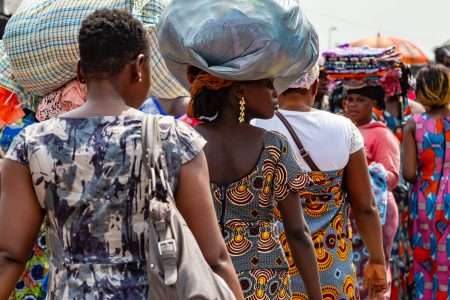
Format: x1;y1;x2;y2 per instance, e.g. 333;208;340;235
254;64;387;299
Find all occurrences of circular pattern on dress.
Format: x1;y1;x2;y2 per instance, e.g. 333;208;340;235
322;285;340;300
313;230;334;272
303;192;329;218
225;220;252;256
37;235;47;249
258;221;278;253
326;233;337;249
273;163;289;200
228;183;253;206
30;264;46;281
343;275;358;300
266;145;281;161
239;277;253;294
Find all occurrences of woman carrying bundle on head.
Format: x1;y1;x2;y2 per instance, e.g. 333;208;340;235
403;64;450;300
158;0;323;299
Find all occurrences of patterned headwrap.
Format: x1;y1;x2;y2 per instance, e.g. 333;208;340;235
187;72;234;118
289;62;320;90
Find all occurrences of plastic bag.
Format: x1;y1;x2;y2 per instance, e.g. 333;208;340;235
158;0;319;94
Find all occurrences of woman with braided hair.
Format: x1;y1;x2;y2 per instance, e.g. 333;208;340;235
403;64;450;300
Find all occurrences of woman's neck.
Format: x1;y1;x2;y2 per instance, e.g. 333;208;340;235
280;103;312;112
356;115;373;127
202;102;255;136
427;105;450;117
279;95;313;112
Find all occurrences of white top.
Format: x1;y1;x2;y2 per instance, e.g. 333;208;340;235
253;109;364;172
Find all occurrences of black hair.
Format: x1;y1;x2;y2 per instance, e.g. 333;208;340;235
399;64;413;98
329;83;346;113
79;9;149;78
347;85;386;109
192;88;231;122
435;46;450;67
187;66;232;122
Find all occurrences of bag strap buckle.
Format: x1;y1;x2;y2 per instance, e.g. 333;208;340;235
158;239;177;258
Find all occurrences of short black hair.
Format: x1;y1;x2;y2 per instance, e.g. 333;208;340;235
79;9;149;78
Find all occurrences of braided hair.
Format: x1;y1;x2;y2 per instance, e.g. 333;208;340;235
415;64;450;108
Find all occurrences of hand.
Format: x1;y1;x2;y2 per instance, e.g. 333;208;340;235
363;263;387;300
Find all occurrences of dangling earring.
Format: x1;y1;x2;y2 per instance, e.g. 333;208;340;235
239;96;246;123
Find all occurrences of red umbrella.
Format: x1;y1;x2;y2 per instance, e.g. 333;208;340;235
350;34;429;65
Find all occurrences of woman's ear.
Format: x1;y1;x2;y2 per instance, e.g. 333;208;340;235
135;53;147;83
77;61;86;84
311;79;319;97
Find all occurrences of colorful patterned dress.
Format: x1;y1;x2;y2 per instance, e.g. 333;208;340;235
1;110;50;300
5;109;205;299
8;231;49;300
410;114;450;300
211;131;308;300
278;169;359;300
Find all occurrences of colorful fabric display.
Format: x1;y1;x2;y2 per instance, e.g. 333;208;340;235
0;86;24;128
0;108;36;152
322;46;403;94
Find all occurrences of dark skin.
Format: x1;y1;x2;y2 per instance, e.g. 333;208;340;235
281;83;387;298
343;93;374;127
313;70;328;109
403;105;450;183
196;80;322;300
158;96;190;117
0;54;244;300
385;96;425;122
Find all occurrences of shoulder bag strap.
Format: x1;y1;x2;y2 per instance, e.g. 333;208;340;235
275;111;320;172
142;115;178;285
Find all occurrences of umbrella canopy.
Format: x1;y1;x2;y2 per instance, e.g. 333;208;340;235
350;34;429;65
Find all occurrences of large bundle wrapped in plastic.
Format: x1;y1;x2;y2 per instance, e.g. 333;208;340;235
2;0;183;98
158;0;319;93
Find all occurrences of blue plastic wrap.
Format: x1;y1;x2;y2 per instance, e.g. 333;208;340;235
157;0;319;93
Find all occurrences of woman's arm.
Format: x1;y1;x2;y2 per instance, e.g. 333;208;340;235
175;151;244;300
0;160;44;299
402;119;418;183
345;149;387;296
278;192;322;300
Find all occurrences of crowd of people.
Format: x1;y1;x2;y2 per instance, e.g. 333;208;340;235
0;1;449;300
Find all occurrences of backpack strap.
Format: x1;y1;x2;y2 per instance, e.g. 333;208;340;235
275;111;320;172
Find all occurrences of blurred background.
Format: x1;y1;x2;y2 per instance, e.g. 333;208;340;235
301;0;448;59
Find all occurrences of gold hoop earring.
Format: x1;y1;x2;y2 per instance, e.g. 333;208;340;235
239;96;246;123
